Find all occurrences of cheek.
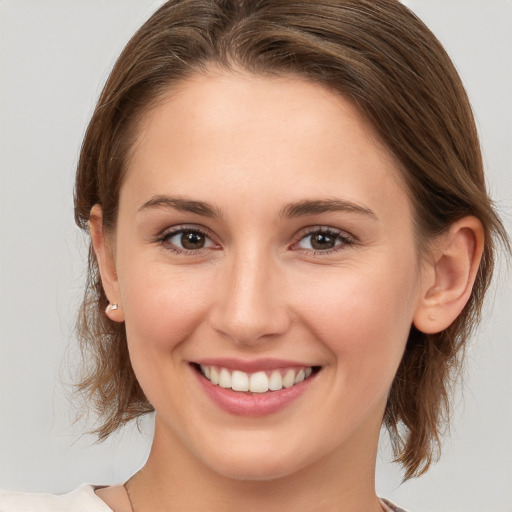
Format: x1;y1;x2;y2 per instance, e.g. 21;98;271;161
119;260;213;352
298;260;419;379
117;261;218;410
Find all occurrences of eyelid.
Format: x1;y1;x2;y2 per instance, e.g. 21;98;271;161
156;224;220;253
290;225;356;253
153;224;355;255
158;223;212;238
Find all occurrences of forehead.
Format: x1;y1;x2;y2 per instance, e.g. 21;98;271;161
122;70;411;223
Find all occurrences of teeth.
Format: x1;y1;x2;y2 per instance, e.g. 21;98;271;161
198;365;315;393
249;371;269;393
200;365;211;380
232;370;249;392
268;370;283;391
210;366;219;385
219;368;231;388
282;369;295;388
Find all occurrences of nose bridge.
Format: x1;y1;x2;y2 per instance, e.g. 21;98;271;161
210;244;290;344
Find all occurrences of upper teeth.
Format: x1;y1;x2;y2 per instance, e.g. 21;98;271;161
199;365;313;393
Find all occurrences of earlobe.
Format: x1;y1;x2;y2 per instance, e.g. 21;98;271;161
413;216;484;334
89;205;125;322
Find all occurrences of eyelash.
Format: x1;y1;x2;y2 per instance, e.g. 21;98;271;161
291;227;355;255
156;225;217;255
156;225;355;256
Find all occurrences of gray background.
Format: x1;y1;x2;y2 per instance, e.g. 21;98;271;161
0;1;510;511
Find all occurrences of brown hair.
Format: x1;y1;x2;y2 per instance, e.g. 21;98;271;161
73;0;509;479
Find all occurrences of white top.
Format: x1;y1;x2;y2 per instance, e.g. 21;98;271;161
0;484;408;511
0;484;112;512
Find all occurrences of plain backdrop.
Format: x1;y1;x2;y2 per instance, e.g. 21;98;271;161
0;1;510;511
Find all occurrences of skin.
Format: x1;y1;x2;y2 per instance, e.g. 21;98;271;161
91;69;484;512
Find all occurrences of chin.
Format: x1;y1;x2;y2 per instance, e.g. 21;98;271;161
194;437;320;482
206;457;300;482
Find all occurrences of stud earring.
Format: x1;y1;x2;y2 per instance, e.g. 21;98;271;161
106;303;119;313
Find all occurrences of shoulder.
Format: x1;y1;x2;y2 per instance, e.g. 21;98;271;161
380;497;410;512
0;484;113;512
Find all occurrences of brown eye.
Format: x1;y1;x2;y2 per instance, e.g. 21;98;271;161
163;228;216;252
296;229;352;252
181;231;205;250
310;233;336;250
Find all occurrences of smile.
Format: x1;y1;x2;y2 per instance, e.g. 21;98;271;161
198;365;315;393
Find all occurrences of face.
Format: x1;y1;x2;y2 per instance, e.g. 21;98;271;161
100;70;429;481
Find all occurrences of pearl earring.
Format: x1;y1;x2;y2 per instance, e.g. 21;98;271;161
106;303;119;313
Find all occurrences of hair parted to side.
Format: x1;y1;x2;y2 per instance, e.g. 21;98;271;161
73;0;509;479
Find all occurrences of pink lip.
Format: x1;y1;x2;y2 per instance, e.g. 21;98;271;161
191;364;317;417
192;357;312;373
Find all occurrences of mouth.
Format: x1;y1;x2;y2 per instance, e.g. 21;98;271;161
192;363;321;394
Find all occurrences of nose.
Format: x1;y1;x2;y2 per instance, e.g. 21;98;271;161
208;249;291;346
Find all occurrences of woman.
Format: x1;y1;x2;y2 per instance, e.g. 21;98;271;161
0;0;508;511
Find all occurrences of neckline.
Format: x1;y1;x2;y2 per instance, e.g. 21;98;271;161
85;484;126;512
87;484;404;512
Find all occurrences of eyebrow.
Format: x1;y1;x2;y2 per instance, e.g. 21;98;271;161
280;199;377;220
138;195;223;218
138;195;377;220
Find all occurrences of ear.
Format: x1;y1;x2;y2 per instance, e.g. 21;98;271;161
89;204;125;322
413;216;485;334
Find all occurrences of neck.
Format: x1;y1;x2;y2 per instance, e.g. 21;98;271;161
126;416;384;512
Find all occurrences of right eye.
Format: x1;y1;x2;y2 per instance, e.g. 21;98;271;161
160;227;217;254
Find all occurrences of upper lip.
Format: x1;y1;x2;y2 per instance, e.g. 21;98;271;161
191;357;317;373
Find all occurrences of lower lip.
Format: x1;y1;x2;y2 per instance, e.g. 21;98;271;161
193;367;315;417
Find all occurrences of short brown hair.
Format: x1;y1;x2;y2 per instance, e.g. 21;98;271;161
73;0;509;479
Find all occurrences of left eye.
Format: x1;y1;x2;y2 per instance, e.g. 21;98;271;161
296;230;351;251
164;229;216;251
